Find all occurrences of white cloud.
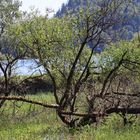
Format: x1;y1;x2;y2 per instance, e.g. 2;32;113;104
20;0;68;15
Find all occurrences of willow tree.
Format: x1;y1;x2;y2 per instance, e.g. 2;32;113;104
1;0;140;127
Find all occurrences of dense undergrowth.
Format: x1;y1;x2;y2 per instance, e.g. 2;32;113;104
0;93;139;140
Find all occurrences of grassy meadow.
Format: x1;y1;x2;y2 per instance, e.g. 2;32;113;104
0;93;140;140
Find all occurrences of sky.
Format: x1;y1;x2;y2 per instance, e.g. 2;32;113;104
20;0;68;16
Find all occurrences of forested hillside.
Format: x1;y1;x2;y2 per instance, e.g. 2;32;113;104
56;0;140;49
57;0;140;31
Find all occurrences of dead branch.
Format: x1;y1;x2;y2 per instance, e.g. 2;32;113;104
0;96;59;109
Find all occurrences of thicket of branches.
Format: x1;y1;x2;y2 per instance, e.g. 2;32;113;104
0;0;140;127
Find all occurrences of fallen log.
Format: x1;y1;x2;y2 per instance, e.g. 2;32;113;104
0;96;140;117
106;107;140;114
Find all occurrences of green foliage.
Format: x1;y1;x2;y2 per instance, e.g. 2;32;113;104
10;12;92;88
0;0;22;59
97;39;140;75
0;0;21;24
95;38;140;94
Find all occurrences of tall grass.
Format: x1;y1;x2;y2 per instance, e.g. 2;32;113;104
0;93;140;140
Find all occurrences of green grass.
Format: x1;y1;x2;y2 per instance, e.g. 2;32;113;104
0;93;140;140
